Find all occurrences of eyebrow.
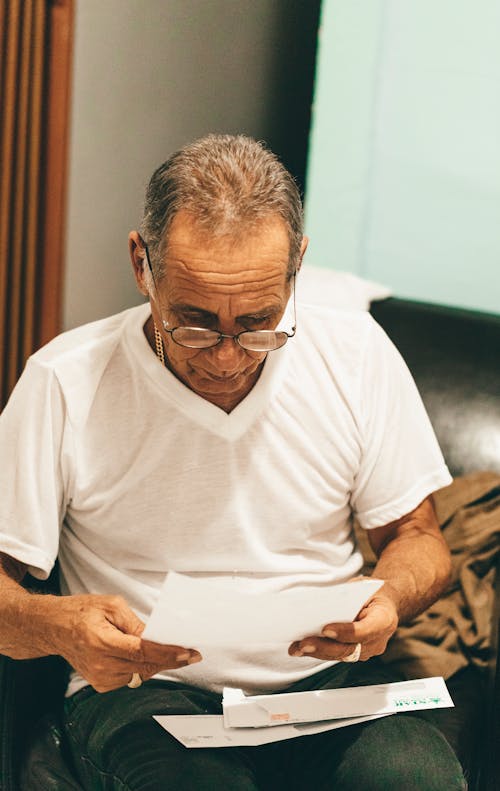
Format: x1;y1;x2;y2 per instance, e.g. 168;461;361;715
170;303;281;321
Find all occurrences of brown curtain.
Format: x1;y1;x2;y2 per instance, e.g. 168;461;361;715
0;0;73;409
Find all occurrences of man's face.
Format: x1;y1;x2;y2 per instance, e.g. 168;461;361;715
147;211;294;411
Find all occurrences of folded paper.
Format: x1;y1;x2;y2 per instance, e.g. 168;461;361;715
222;676;453;728
154;712;388;748
142;571;384;647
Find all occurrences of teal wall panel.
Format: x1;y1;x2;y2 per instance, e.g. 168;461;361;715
305;0;500;315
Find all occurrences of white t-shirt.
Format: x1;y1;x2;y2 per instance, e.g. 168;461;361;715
0;302;451;694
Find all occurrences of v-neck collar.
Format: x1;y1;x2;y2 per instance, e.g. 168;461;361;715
125;304;291;440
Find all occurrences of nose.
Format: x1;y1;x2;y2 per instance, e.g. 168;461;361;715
208;335;245;373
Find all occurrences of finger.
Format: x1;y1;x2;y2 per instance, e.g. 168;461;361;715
320;622;368;643
322;619;394;645
143;650;202;673
86;649;203;692
96;622;145;662
109;638;201;665
321;601;395;643
88;617;202;665
140;640;203;666
97;619;200;665
103;595;146;637
289;637;362;662
113;646;203;672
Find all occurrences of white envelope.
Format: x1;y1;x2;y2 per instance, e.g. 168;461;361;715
222;677;454;728
142;572;384;647
153;712;390;748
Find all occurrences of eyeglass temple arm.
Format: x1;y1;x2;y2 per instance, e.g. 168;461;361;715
290;271;297;333
138;236;154;279
138;236;163;308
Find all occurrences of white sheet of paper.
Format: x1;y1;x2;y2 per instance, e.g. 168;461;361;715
142;571;384;646
222;676;453;728
153;712;389;748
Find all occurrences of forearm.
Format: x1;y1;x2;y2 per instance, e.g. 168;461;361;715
0;553;61;659
369;497;452;624
373;535;451;623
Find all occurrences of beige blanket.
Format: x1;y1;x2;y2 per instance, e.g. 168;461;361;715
354;472;500;679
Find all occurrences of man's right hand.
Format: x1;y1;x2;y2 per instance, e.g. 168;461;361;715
53;593;202;693
0;554;202;694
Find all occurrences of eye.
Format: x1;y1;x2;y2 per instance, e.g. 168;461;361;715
182;312;216;329
243;315;271;328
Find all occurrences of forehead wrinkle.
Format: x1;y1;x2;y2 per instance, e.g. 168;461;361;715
164;256;288;286
163;269;287;299
164;277;287;317
160;216;292;313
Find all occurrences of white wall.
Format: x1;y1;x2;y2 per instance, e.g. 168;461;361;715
305;0;500;315
64;0;317;329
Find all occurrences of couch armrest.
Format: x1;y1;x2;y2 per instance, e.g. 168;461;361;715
370;297;500;477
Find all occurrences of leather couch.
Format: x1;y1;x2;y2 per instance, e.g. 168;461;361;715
1;296;499;790
370;297;500;791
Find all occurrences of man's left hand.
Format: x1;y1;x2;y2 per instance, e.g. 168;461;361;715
288;585;398;662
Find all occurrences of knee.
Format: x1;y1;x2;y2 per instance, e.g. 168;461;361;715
336;716;466;791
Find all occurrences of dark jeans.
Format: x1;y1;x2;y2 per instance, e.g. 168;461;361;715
62;660;466;791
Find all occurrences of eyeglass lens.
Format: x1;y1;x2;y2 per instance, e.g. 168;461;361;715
169;327;289;351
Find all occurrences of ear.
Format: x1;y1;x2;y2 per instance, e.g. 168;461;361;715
297;236;309;273
129;231;149;296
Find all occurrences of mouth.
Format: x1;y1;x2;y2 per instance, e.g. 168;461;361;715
199;371;241;383
187;359;264;386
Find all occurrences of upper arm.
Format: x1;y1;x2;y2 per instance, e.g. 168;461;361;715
0;361;67;576
367;495;446;558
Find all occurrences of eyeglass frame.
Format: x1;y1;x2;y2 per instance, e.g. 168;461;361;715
139;236;297;352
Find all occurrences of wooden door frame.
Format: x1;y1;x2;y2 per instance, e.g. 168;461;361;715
38;0;74;347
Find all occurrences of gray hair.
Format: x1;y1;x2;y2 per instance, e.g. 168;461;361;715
140;134;303;280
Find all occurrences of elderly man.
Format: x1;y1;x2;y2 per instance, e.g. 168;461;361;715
0;134;465;789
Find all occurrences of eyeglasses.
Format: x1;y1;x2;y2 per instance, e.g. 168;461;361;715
161;324;294;352
141;239;297;352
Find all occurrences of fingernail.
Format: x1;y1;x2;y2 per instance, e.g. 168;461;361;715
291;649;303;657
323;629;337;639
301;644;316;653
176;651;190;661
188;654;202;664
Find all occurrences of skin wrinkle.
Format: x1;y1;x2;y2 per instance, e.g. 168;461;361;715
152;206;299;281
130;211;303;413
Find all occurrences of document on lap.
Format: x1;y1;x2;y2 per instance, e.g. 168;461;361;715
145;574;453;747
155;678;453;747
153;713;389;748
142;571;384;647
222;676;454;728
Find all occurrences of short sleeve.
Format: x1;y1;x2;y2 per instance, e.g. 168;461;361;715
351;318;452;529
0;359;71;578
